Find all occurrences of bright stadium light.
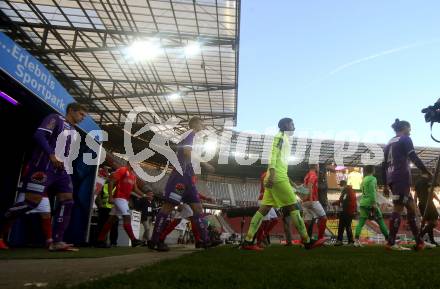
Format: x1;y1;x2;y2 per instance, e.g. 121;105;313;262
204;140;218;153
167;92;181;101
127;39;162;61
184;42;201;56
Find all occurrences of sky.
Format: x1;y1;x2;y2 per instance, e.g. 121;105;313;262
236;0;440;147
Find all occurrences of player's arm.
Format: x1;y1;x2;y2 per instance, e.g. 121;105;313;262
371;179;378;208
414;190;418;205
335;189;345;206
382;147;389;197
132;179;145;198
34;114;64;169
198;192;213;202
289;178;298;189
404;137;431;176
95;188;104;207
108;169;123;203
267;136;283;188
433;192;440;203
183;146;215;173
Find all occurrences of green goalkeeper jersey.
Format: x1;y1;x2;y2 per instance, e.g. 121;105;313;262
267;132;291;182
360;175;377;207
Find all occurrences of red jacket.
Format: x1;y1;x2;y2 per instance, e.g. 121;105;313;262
339;185;357;215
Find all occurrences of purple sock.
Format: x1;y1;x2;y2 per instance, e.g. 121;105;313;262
151;212;170;244
53;200;74;243
192;214;208;243
388;212;401;246
407;213;422;245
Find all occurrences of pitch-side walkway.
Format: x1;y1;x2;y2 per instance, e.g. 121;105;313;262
0;247;197;289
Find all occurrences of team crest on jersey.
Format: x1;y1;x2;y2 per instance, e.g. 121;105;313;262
31;171;47;184
175;183;186;195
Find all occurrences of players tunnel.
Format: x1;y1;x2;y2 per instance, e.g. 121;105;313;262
0;32;104;247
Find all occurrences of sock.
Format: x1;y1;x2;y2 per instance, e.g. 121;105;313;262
52;200;74;243
388;212;401;246
290;210;310;243
428;225;436;243
41;217;52;242
308;220;315;238
192;214;208;243
4;200;39;219
98;220;114;241
407;212;422;245
256;220;269;244
318;217;327;239
245;211;264;242
160;218;180;242
266;218;279;235
355;217;367;239
377;217;389;239
190;217;201;242
0;199;39;238
151;212;170;244
123;223;136;241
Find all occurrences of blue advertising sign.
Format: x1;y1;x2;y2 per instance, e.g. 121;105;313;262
0;32;102;140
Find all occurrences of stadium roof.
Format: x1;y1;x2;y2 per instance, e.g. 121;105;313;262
211;132;440;178
0;0;240;136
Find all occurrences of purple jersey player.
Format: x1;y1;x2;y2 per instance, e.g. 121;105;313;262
0;103;87;251
382;119;433;251
148;117;215;251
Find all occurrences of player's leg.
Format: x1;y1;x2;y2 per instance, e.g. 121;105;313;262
336;213;346;244
374;207;389;239
0;192;43;249
271;181;312;246
404;197;423;248
50;191;76;251
96;215;118;247
306;219;314;238
40;213;52;247
387;184;406;247
110;217;119;246
28;196;53;247
245;204;272;242
49;170;79;251
121;214;142;247
149;202;174;250
282;211;293;246
189;202;209;245
255;210;271;246
313;202;327;240
346;214;354;244
142;220;149;242
354;207;368;247
264;210;279;239
97;201;122;247
149;175;186;250
302;202;313;238
427;220;438;245
160;218;182;242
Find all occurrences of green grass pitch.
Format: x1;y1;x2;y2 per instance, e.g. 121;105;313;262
53;245;440;289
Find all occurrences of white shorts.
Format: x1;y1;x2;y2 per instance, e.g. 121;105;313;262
175;203;193;219
257;201;278;221
16;193;51;214
302;201;326;221
263;208;278;221
109;198;131;216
